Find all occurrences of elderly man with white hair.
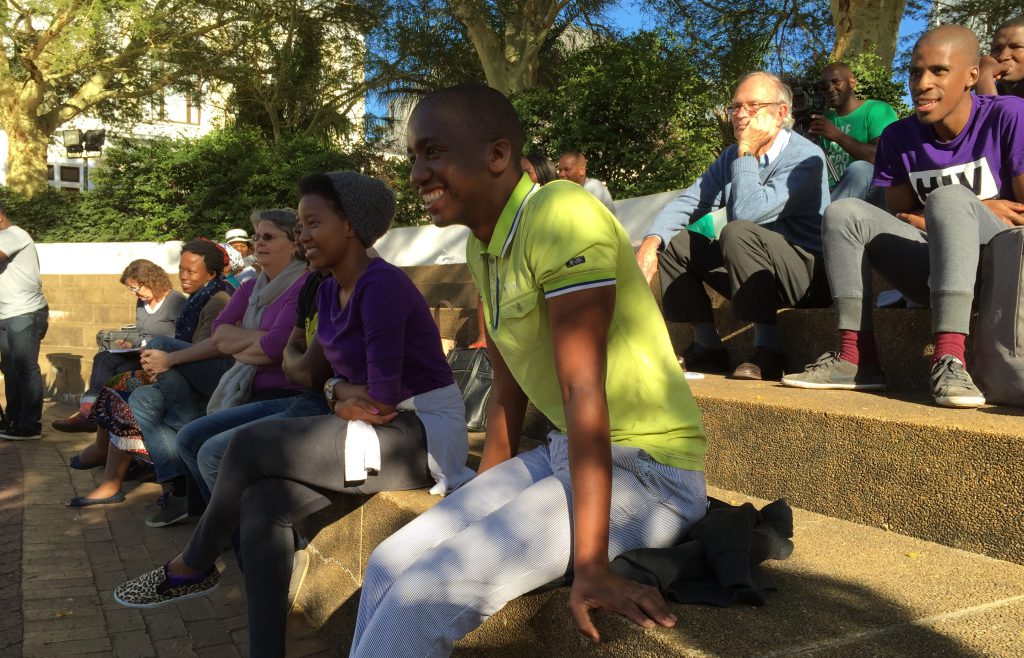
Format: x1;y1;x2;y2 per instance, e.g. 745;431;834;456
636;71;830;381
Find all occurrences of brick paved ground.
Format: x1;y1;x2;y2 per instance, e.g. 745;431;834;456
4;400;330;658
1;439;25;657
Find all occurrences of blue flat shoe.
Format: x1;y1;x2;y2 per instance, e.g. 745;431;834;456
68;492;126;507
69;454;105;470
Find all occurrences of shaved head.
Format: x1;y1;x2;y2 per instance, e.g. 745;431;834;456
915;24;981;64
411;84;524;159
822;62;853;78
557;151;587;184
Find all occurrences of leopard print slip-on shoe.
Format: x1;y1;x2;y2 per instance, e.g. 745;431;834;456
114;562;221;609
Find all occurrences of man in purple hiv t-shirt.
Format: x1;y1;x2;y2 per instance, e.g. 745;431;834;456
783;24;1024;407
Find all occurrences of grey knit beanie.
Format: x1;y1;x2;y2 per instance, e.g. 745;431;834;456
324;172;396;247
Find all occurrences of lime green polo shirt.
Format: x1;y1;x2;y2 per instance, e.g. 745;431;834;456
466;175;707;472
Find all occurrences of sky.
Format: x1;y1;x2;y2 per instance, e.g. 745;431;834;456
605;0;931;63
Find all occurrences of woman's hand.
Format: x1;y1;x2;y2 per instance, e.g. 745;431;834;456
140;349;173;375
334;398;398;425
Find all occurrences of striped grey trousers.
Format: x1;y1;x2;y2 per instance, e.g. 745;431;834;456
350;433;707;657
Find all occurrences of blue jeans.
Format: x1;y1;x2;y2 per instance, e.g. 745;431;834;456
129;384;187;483
0;307;49;434
831;160;884;207
178;391;330;500
146;335;232;430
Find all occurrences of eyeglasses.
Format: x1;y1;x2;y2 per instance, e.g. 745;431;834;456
252;232;282;242
727;101;781;117
127;285;142;294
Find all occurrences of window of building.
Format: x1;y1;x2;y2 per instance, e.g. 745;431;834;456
59;166;81;183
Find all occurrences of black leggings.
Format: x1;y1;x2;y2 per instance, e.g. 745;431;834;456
180;411;432;658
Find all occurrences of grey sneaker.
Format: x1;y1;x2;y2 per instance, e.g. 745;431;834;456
781;352;887;390
146;493;188;528
930;355;986;408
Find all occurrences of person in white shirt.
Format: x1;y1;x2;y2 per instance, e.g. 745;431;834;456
0;203;49;440
557;150;616;215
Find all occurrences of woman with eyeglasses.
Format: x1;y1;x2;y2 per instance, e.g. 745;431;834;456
53;260;186;435
124;212;309;527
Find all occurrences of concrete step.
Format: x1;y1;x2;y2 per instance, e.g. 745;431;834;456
667;307;944;393
690;374;1024;565
295;484;1024;657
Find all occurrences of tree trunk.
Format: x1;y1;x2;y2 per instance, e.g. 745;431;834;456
3;114;51;198
447;0;553;95
830;0;906;68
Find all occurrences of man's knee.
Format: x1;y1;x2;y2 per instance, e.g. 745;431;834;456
924;185;979;233
845;159;873;176
719;219;761;247
842;160;874;185
822;198;874;239
659;229;693;267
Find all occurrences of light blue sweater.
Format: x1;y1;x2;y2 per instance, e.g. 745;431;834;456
646;130;829;255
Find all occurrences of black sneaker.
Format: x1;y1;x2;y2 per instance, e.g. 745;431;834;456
678;343;730;374
1;427;42;441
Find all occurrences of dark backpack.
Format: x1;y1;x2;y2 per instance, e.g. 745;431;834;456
973;227;1024;406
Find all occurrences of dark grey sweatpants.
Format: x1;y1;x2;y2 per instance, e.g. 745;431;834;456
180;412;432;658
822;185;1008;334
658;221;831;324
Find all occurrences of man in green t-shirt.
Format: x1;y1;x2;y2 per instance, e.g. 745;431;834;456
808;62;899;203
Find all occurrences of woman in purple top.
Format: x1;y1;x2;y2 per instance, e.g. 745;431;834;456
115;171;472;657
172;209;312;507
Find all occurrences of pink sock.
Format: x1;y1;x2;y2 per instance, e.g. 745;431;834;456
78;402;93;416
838;330;878;366
933;332;967;365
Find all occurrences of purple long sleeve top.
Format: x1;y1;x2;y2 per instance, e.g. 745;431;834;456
316;259;453;406
212;271;309;394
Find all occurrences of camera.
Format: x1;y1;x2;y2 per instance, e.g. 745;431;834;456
785;77;829;134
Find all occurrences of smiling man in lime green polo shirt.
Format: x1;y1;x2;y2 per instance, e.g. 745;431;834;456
349;84;708;658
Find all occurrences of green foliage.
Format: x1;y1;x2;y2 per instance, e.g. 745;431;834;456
0;186;82;240
511;31;722;199
223;0;381;141
844;51;911;117
25;127;423;243
643;0;834;85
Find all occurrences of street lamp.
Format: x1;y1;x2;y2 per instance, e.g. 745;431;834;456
61;128;105;190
